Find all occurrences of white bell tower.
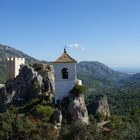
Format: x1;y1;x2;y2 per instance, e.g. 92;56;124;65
53;48;77;101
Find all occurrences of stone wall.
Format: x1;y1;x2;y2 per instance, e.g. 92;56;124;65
6;58;25;80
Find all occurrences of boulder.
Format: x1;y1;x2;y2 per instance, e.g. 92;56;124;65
61;94;89;125
87;95;111;118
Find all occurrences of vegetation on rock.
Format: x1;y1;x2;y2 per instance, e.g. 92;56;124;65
70;84;86;97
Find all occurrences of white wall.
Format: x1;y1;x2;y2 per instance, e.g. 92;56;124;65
54;63;76;81
54;63;76;101
6;58;25;80
55;80;75;101
15;58;25;77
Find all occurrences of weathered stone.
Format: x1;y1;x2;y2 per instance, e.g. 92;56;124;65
68;94;89;125
0;84;5;88
41;66;55;95
0;86;7;112
95;95;111;117
52;109;62;129
5;64;54;103
87;95;111;118
61;94;89;125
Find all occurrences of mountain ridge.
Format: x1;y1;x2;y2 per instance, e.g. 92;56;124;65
0;44;38;63
77;61;129;81
0;43;132;87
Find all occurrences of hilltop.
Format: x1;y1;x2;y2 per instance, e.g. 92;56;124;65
0;44;38;63
0;43;140;139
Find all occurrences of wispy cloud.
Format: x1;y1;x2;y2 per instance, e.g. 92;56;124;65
67;43;86;51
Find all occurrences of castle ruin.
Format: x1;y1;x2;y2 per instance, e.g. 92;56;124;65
6;57;25;80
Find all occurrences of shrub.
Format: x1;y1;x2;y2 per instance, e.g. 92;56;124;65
95;113;105;122
35;105;55;121
32;63;44;74
70;84;86;97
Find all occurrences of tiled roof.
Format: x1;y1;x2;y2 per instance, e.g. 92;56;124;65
54;49;77;63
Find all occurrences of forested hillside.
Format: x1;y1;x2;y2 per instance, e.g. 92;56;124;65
0;44;140;139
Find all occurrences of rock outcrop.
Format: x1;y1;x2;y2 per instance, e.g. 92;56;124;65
0;85;15;112
52;109;62;129
0;86;7;112
87;95;111;118
61;94;89;125
5;64;54;103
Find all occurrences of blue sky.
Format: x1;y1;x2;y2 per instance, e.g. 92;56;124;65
0;0;140;68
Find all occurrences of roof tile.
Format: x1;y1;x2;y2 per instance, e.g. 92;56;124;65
54;49;77;63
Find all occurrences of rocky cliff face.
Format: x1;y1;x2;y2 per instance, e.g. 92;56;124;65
5;64;54;104
87;95;111;118
61;94;89;125
0;63;89;127
0;86;7;112
96;95;111;117
68;94;89;125
52;109;62;129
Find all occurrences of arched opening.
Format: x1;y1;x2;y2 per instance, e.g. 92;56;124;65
62;68;68;79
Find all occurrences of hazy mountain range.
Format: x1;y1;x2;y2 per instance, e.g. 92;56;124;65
77;61;129;86
0;43;140;91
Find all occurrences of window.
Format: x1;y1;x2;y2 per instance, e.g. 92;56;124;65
62;68;68;79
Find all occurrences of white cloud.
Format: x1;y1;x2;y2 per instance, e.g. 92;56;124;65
67;43;86;51
68;43;79;48
81;47;86;50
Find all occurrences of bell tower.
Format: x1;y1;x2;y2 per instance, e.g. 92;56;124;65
53;48;77;101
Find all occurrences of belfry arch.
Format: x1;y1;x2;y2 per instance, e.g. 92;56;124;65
61;68;68;79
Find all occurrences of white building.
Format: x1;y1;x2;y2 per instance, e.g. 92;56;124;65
53;48;78;101
6;57;25;80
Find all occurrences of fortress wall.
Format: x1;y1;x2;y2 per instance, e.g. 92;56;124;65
6;58;25;80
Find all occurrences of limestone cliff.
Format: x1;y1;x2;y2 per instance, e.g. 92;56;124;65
60;93;89;125
87;95;111;118
0;86;7;112
52;109;62;129
0;63;89;126
5;64;54;103
96;95;111;117
0;63;90;127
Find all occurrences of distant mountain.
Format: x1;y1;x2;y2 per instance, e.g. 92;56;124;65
77;62;140;116
0;44;39;83
0;44;132;89
0;44;38;63
120;73;140;91
77;61;129;80
77;61;129;90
